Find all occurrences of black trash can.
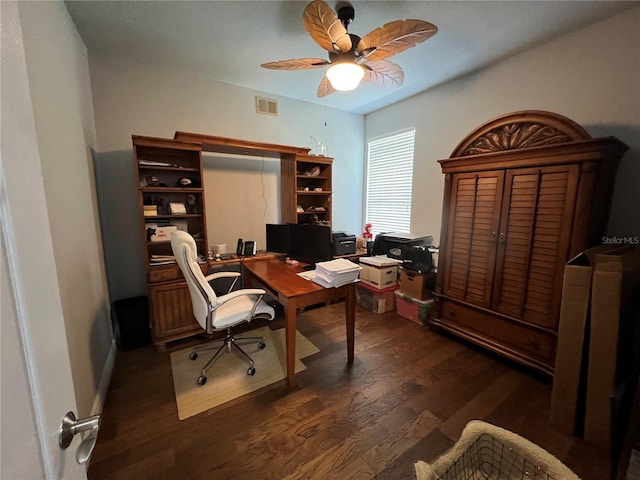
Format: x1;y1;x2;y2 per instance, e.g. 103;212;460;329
113;296;150;351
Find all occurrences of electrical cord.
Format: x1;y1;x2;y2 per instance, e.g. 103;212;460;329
260;154;267;217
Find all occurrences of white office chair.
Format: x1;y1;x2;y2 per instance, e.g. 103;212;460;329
171;231;275;386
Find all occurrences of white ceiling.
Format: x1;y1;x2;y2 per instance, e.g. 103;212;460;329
65;1;635;115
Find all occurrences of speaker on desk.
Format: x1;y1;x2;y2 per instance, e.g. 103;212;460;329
113;296;150;351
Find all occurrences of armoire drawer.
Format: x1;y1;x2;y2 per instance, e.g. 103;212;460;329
440;299;556;363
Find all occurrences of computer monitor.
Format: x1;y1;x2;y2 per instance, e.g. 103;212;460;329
265;224;290;254
288;224;332;268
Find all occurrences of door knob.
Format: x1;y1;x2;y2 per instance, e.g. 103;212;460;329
59;411;101;464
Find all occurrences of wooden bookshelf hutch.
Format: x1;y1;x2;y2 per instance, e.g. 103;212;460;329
133;132;333;348
281;153;333;226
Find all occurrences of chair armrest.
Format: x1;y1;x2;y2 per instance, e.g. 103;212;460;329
204;271;241;282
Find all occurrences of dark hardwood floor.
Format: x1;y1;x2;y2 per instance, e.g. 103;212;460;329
88;302;611;479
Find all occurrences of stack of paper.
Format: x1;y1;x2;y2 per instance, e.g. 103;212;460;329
138;159;178;167
312;258;361;288
150;254;176;266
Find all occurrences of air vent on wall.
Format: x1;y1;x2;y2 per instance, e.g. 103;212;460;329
256;96;278;116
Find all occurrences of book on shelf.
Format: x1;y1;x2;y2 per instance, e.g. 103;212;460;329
143;205;158;216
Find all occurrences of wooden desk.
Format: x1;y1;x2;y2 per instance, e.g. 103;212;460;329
242;259;356;388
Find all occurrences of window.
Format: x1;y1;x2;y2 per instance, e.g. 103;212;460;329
365;129;415;236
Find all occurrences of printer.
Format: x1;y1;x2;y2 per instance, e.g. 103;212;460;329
372;232;434;273
332;232;357;256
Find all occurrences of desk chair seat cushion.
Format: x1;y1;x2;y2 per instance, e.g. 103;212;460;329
212;294;275;329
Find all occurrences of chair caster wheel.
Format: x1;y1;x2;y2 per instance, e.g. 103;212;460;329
197;375;207;386
258;341;266;349
189;352;198;361
247;367;256;376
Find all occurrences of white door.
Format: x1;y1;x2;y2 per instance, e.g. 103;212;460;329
1;2;86;477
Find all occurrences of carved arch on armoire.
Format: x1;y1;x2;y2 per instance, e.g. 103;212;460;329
450;110;592;158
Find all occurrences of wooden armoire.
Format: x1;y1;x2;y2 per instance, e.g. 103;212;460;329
428;111;628;375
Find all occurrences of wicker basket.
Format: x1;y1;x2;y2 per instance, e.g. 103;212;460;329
415;421;580;480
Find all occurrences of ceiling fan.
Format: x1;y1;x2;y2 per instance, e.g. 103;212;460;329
260;0;437;97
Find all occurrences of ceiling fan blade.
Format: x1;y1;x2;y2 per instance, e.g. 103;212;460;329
317;76;337;98
261;58;330;70
362;60;404;87
358;20;437;61
303;0;352;53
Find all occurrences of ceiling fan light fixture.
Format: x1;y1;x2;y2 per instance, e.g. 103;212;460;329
326;62;364;91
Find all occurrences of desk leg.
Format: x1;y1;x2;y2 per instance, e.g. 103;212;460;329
345;283;355;364
284;299;297;388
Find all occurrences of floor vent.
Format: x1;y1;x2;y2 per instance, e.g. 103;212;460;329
256;96;278;116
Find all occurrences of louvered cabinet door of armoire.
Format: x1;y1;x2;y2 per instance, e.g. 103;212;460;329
491;165;579;329
443;171;504;307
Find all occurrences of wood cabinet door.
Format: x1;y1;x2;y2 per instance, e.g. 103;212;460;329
443;171;504;307
492;165;579;328
149;281;201;346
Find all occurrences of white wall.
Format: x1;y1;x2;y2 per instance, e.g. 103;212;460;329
89;56;364;300
18;1;114;419
202;152;280;251
365;7;640;246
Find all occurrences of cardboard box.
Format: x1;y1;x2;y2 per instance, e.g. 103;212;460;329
356;283;398;314
584;245;640;453
359;256;400;289
148;225;178;242
395;291;433;325
398;268;434;301
551;245;621;434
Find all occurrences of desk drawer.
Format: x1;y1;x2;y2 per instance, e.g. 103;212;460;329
441;299;555;363
148;263;208;284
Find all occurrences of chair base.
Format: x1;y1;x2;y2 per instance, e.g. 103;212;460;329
189;328;266;386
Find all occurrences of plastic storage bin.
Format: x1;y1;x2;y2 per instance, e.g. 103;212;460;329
395;291;433;325
356;283;398;314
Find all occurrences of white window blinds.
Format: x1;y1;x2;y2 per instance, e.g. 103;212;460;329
365;129;415;236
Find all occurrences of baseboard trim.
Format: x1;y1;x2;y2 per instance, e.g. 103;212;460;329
91;338;116;416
